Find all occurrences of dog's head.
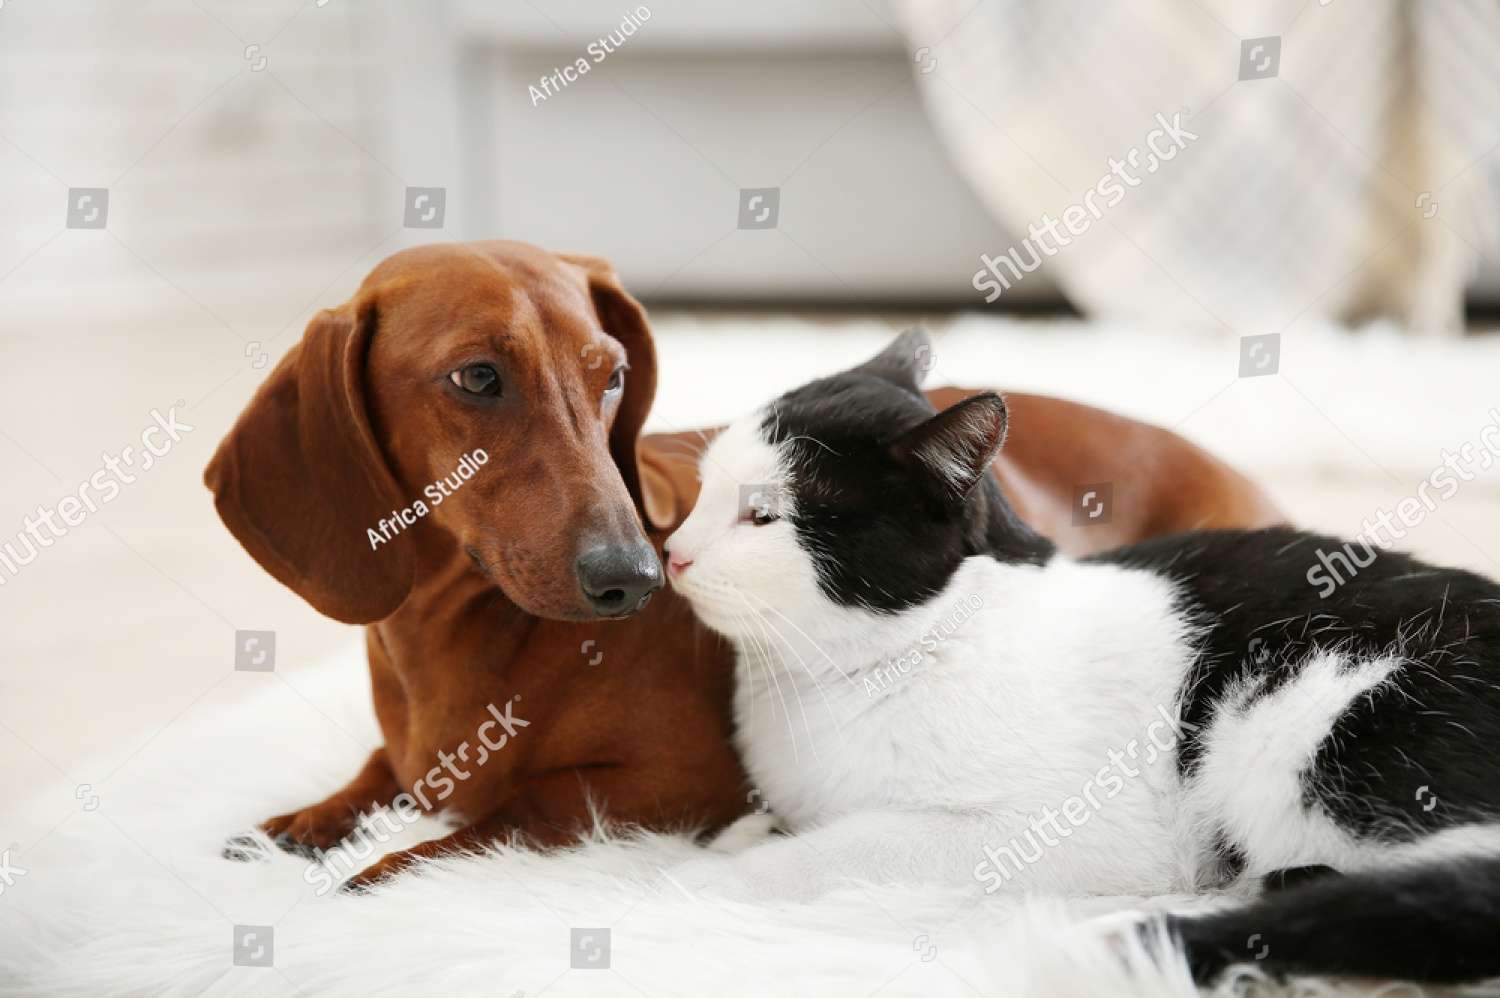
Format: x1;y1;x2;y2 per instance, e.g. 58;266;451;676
205;241;663;623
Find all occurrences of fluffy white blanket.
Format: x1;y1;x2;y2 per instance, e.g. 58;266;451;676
0;640;1412;997
8;316;1489;996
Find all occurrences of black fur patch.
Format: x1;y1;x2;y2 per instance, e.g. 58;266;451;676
762;371;1052;613
1170;856;1500;984
1092;526;1500;840
1261;864;1338;893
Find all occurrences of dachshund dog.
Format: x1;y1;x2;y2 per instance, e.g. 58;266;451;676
207;241;1281;888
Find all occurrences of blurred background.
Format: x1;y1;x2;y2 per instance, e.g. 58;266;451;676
3;0;1500;847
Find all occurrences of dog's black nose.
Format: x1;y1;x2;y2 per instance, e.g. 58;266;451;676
576;543;662;617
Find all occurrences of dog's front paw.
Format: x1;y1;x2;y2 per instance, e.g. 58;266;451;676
260;802;360;856
338;848;424;894
221;833;273;863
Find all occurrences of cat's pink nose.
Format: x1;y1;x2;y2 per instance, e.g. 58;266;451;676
667;556;694;578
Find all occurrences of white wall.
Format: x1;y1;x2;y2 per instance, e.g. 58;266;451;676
0;0;390;333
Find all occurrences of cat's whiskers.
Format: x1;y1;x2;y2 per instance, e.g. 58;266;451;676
738;600;822;762
739;590;861;689
735;592;821;762
714;587;800;763
754;638;801;765
682;575;859;697
681;575;850;757
738;594;846;740
721;605;758;724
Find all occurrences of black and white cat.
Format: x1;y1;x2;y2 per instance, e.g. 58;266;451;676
664;330;1500;985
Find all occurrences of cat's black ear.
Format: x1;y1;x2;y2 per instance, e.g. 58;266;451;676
889;392;1007;500
852;327;932;391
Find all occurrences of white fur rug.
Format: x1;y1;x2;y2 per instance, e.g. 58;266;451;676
6;315;1494;995
0;640;1426;997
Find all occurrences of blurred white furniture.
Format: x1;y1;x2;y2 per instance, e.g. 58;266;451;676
370;0;1051;303
373;0;1500;319
894;0;1500;333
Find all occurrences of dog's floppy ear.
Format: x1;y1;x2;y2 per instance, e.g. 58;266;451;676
204;296;414;624
563;253;660;526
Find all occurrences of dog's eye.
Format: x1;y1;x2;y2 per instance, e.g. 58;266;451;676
605;366;626;395
450;364;501;397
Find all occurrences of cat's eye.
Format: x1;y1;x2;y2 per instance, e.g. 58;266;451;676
741;507;779;526
605;366;626;396
450;363;501;397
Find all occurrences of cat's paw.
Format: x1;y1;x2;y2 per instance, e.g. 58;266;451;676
706;811;779;854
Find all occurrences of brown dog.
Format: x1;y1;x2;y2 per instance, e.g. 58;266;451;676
207;241;1281;888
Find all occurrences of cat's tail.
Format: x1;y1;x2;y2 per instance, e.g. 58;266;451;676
1164;853;1500;985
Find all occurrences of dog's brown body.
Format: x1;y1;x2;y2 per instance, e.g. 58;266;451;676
207;241;1281;887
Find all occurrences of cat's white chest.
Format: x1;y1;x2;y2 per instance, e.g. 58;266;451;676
730;557;1194;838
733;650;1033;828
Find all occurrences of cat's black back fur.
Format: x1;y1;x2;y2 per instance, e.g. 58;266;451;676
1090;526;1500;844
